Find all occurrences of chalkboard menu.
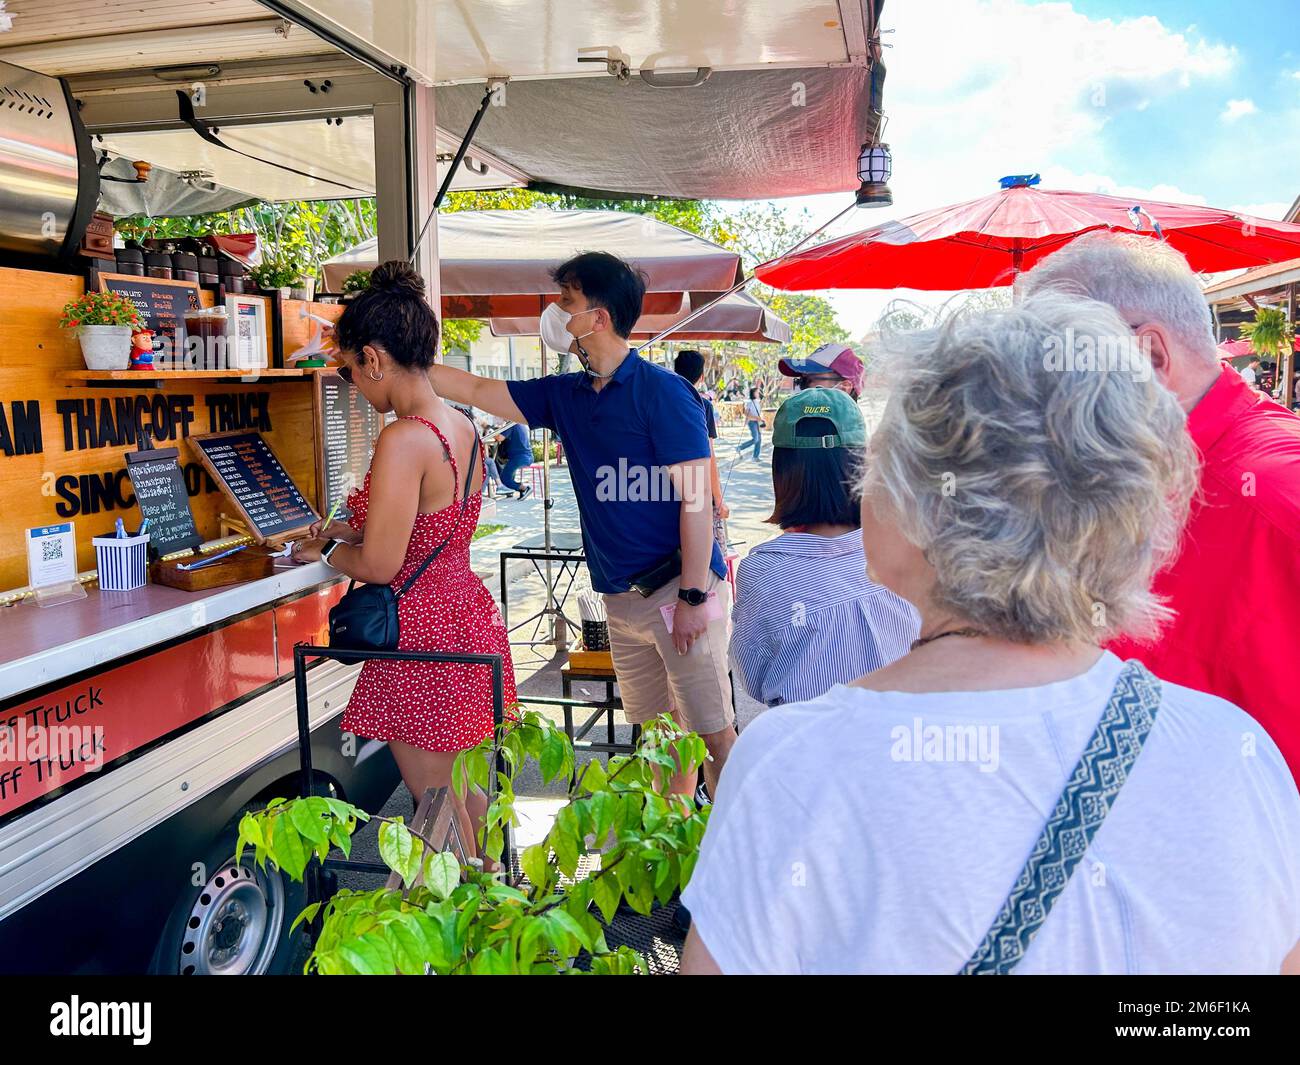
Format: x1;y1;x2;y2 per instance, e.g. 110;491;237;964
190;431;317;546
313;371;390;520
125;446;203;558
98;273;202;361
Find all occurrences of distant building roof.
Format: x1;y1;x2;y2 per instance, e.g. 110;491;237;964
1204;257;1300;304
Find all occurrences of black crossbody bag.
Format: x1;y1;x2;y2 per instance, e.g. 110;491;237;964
328;427;479;653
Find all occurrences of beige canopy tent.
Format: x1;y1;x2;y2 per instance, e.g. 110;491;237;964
490;290;792;344
321;209;744;316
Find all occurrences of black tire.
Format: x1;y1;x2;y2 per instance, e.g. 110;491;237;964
149;807;314;975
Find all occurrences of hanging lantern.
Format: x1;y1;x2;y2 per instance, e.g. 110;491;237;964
856;142;892;207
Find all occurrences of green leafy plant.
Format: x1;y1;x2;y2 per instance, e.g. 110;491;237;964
237;710;709;974
341;268;372;294
1239;306;1293;359
249;257;303;291
60;291;142;329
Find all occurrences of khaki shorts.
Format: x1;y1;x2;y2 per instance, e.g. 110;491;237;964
603;575;734;736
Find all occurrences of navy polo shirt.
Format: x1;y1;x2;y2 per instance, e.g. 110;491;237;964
507;351;728;593
498;422;531;462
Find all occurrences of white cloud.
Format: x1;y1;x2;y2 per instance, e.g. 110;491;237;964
1220;98;1257;122
772;1;1240;339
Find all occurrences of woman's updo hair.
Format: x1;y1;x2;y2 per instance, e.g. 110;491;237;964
334;260;439;369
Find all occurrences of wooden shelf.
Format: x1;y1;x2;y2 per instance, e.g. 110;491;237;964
57;368;326;386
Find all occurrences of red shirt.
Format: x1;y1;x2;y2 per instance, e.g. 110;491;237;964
1110;364;1300;782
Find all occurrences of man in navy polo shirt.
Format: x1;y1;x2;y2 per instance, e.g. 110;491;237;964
430;252;736;797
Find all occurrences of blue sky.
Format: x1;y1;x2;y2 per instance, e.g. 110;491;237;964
775;0;1300;336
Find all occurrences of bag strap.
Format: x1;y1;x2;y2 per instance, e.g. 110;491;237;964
395;412;480;599
960;659;1162;975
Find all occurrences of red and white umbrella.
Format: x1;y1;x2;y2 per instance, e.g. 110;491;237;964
756;176;1300;292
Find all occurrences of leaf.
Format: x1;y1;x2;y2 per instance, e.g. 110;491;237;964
591;869;622;924
289;901;321;934
548;909;593;954
290;798;331;848
578;758;608;794
339;932;395;975
378;819;421;889
539;734;565;784
423;850;460;901
273;819;310;881
519;843;552;895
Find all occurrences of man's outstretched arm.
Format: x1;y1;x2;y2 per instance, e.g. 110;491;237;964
430;364;527;424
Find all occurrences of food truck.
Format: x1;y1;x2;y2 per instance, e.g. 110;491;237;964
0;0;886;973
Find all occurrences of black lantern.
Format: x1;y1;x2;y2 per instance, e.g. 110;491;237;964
856;142;893;207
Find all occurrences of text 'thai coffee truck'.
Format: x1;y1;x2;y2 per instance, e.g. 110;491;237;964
0;0;887;973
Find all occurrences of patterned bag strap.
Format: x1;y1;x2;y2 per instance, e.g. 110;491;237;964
960;659;1162;975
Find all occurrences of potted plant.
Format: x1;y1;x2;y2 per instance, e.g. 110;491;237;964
248;258;299;298
341;268;372;300
60;291;142;370
288;271;317;302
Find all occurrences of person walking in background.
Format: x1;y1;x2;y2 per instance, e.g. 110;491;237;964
426;251;737;798
494;419;534;499
740;387;763;460
1240;355;1261;389
674;349;729;527
778;341;866;399
681;291;1300;975
290;262;515;863
1019;232;1300;785
731;388;919;707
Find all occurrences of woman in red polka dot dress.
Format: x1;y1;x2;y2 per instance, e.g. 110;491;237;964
292;261;516;856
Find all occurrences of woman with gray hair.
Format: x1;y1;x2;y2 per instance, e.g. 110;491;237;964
680;291;1300;975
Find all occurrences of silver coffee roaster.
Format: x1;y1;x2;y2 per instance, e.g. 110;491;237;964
0;60;100;267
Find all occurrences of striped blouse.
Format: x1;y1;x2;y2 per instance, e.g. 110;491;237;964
730;530;921;707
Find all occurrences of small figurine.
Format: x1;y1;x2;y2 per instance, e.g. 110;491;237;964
129;328;156;370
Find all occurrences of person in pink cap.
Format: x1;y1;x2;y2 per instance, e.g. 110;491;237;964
778;342;865;399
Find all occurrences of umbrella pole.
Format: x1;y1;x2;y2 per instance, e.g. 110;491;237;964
538;340;563;650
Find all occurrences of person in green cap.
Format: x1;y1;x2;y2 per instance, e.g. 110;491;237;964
730;388;919;707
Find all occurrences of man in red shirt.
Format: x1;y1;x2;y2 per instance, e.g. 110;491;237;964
1022;232;1300;783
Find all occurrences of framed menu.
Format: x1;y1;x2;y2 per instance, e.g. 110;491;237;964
312;370;391;521
125;446;203;558
189;431;317;546
98;273;203;365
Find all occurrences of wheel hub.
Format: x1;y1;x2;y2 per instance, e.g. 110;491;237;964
179;860;285;975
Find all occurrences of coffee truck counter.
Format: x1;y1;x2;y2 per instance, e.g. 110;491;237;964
0;563;339;702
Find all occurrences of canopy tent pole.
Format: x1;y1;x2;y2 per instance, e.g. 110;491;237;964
538;340;563;649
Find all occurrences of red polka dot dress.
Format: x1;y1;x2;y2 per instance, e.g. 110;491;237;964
341;416;516;753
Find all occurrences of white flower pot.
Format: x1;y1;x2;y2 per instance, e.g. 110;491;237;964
289;279;316;301
78;325;133;370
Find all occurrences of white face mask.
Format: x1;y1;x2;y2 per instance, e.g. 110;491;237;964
539;302;598;355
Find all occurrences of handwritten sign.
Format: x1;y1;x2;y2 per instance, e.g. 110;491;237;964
125;447;202;558
189;431;316;546
313;371;389;520
98;273;202;361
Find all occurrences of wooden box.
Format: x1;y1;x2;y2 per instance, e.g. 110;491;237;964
152;549;275;591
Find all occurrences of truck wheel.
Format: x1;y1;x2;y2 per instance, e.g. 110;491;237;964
151;812;313;976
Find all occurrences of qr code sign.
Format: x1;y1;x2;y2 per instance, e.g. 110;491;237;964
41;538;65;563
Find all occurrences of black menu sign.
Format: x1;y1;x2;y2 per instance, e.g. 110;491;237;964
313;371;389;520
190;431;317;545
98;273;202;361
125;446;203;558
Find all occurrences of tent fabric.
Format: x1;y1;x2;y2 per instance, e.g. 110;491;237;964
434;66;872;201
96;155;259;218
322;209;744;312
756;185;1300;292
489;290;791;344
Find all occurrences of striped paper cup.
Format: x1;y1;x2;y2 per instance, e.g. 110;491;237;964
93;533;151;592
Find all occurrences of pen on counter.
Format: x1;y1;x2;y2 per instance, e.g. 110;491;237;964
114;518;127;539
177;544;249;571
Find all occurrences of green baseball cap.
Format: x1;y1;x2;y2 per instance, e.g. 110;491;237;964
771;387;867;449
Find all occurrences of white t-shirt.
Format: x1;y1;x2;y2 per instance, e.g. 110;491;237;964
1240;366;1258;386
683;651;1300;974
744;399;761;421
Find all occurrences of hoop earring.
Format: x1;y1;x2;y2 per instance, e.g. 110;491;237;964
367;369;384;382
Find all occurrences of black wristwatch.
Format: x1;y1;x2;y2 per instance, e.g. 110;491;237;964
677;586;708;607
321;539;344;567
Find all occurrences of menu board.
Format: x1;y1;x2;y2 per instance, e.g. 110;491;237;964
189;431;317;546
125;446;203;558
313;371;390;520
98;273;203;361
